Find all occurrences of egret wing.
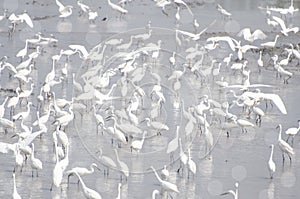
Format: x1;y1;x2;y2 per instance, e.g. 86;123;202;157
20;13;33;28
263;93;287;114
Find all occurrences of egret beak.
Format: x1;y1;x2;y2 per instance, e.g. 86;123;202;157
95;166;102;171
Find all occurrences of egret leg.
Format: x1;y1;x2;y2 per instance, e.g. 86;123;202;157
286;135;290;143
288;154;292;165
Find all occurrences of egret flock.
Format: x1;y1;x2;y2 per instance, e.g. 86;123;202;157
0;0;299;198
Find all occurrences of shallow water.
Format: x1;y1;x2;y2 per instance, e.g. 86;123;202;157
0;0;300;198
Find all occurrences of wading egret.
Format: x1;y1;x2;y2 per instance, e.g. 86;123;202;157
276;124;294;164
114;149;129;180
30;143;43;177
74;171;102;199
285;120;300;145
161;165;169;180
66;163;101;185
150;166;179;193
261;35;279;48
221;182;239;199
187;148;196;178
268;144;276;179
12;173;22;199
98;148;117;176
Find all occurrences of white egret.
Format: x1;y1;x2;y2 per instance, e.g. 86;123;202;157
272;16;299;36
114;149;129;180
116;183;122;199
14;144;24;173
176;20;215;41
161;165;169;180
174;0;194;16
177;138;188;173
276;124;294;164
130;131;147;153
232;116;254;133
12;173;22;199
217;4;232;19
268;144;276;179
0;96;8;118
144;117;169;135
166;126;179;161
221;182;239;199
77;0;90;16
187;148;196;178
74;171;102;199
150;166;179;193
56;125;69;148
237;28;267;42
107;0;128;16
279;52;292;66
88;10;98;23
152;189;160;199
257;50;263;72
98;148;117;176
30;143;43;177
223;53;233;67
16;40;28;62
56;0;73;19
12;102;32;121
261;35;279;48
285;120;300;145
93;106;105;134
69;44;89;60
66;163;101;184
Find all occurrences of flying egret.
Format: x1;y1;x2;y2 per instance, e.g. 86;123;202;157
107;0;128;16
272;16;299;36
176;20;216;41
56;0;73;19
268;144;276;179
276;124;294;164
237;28;267;42
217;4;232;19
77;0;90;16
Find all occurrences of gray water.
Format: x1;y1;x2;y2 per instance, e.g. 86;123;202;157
0;0;300;198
